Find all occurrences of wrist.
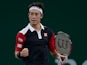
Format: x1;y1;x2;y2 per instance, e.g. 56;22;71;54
50;50;58;58
17;52;22;59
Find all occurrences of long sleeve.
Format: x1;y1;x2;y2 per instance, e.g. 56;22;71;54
49;33;57;51
48;33;58;58
15;32;26;59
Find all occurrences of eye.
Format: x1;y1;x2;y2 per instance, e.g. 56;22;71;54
29;12;34;15
35;13;39;16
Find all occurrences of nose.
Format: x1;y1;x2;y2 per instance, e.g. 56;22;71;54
32;14;36;18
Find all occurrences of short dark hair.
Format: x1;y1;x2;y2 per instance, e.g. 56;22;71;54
28;2;44;13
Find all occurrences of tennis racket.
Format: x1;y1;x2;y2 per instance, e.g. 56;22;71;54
55;31;72;65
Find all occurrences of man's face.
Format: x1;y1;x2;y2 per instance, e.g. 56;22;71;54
28;9;43;25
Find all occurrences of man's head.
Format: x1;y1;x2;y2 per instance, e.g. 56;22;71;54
28;2;44;25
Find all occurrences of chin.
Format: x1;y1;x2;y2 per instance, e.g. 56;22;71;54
31;23;37;25
31;21;39;25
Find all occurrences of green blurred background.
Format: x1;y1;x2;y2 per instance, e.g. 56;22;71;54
0;0;87;65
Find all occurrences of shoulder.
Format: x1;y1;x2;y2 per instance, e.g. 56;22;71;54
16;25;29;42
16;25;29;38
44;26;54;34
44;26;55;38
18;25;29;35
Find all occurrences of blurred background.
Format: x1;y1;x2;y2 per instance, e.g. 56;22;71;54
0;0;87;65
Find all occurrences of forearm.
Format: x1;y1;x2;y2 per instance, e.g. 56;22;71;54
15;51;21;59
15;32;26;59
50;50;58;58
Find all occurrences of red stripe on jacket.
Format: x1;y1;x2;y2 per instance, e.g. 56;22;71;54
15;32;26;52
49;33;57;52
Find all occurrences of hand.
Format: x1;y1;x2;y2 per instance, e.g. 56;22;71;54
20;48;29;57
57;53;68;64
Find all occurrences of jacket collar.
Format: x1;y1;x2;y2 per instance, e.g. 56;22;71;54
28;23;44;32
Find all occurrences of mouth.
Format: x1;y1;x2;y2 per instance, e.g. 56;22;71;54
31;20;37;22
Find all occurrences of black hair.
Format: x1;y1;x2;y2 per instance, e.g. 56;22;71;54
28;2;44;13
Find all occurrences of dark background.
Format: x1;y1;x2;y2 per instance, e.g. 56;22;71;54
0;0;87;65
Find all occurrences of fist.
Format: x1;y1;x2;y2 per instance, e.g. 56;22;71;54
57;53;68;64
20;48;29;57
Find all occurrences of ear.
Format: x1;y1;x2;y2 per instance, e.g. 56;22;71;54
40;14;43;19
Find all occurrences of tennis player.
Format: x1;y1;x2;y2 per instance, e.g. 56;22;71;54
15;2;59;65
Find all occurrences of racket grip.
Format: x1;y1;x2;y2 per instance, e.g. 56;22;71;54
57;53;68;64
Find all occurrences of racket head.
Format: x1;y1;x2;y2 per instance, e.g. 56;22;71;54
55;31;72;56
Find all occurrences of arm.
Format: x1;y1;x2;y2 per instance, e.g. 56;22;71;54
15;32;26;59
49;33;58;58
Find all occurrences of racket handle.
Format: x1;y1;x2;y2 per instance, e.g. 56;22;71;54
57;53;68;64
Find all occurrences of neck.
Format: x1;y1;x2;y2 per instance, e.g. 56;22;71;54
30;23;41;31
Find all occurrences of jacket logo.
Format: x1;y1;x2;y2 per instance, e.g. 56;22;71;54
44;33;48;37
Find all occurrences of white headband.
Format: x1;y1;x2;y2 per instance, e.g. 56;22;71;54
29;6;43;14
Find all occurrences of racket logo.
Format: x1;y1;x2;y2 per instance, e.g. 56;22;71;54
58;39;68;49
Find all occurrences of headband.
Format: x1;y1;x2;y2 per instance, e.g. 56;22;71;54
29;6;43;14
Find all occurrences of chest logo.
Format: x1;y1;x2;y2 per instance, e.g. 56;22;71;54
44;33;48;37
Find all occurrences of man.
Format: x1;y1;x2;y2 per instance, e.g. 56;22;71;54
15;2;59;65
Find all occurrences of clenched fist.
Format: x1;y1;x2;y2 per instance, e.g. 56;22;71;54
20;48;29;57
